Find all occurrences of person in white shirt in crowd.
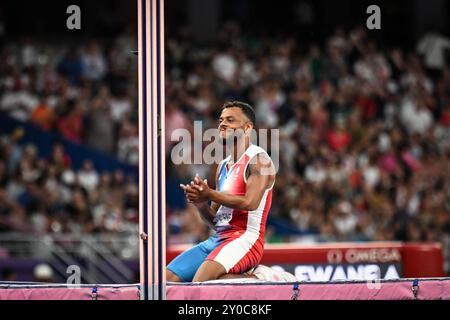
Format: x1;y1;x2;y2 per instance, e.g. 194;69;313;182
81;41;108;82
77;160;100;192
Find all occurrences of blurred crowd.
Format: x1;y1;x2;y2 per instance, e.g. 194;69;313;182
0;22;449;270
0;132;139;234
0;31;141;237
0;32;139;164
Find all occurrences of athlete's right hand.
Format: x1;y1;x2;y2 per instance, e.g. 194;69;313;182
180;181;207;204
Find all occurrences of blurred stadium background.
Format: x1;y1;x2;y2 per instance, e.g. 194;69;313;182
0;0;449;283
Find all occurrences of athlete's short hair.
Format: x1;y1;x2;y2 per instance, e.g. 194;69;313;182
221;101;256;126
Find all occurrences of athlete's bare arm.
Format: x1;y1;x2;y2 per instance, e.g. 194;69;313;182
187;153;275;211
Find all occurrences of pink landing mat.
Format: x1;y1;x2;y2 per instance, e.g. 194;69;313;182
1;278;449;300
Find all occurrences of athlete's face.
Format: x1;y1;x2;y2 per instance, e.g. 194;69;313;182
218;107;253;143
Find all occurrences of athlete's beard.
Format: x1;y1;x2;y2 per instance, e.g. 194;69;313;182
221;128;245;147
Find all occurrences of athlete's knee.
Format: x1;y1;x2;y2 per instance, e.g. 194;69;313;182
218;273;238;280
192;260;226;282
192;272;218;282
166;269;182;282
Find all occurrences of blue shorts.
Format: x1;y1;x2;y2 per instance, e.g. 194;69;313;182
167;235;221;282
167;231;263;282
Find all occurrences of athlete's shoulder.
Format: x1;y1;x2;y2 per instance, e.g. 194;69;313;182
246;144;270;158
245;145;276;179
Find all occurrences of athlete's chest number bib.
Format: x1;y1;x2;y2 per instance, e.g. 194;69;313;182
214;206;233;227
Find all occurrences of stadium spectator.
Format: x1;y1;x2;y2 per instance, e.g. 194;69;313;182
81;41;108;83
57;49;84;87
30;94;54;131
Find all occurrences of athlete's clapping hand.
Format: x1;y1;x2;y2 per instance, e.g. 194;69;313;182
180;174;211;204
